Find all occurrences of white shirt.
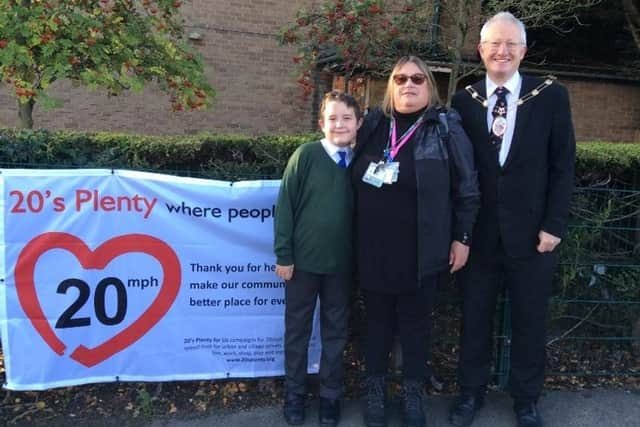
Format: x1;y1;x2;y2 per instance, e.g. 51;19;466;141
321;138;352;166
486;71;522;166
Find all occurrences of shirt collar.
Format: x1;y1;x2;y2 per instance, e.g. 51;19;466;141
486;71;521;98
321;138;352;156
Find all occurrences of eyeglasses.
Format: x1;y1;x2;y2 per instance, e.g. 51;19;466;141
392;73;427;85
481;41;525;51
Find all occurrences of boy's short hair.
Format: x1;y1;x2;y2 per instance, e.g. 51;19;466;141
319;90;363;121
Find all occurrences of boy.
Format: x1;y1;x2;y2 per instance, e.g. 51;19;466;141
274;91;363;426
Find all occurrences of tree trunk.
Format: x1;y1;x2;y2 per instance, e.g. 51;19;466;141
17;99;35;129
446;61;461;106
446;0;469;105
622;0;640;52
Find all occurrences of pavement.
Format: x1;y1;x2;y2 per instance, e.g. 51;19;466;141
142;389;640;427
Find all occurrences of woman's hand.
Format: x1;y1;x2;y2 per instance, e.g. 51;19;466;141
276;264;294;281
449;241;470;273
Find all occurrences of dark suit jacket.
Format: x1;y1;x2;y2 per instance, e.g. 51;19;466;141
451;75;576;258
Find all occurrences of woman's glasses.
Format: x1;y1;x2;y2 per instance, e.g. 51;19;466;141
392;73;427;85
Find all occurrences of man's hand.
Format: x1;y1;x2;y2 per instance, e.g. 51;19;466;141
276;264;294;281
449;240;470;273
536;230;561;253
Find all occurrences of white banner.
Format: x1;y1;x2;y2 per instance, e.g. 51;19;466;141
0;169;320;390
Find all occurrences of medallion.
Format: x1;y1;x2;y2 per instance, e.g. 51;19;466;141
492;116;507;137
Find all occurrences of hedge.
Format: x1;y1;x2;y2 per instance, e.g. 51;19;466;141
0;129;318;180
1;129;640;185
0;129;638;381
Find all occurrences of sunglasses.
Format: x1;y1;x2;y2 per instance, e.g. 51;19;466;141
392;73;427;85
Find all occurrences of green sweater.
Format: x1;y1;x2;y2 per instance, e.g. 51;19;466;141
274;141;353;274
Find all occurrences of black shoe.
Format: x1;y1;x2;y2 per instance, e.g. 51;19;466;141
319;397;340;426
363;375;386;427
283;392;305;425
449;394;484;427
402;379;426;427
514;402;543;427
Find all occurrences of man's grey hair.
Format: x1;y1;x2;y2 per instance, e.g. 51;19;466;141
480;11;527;45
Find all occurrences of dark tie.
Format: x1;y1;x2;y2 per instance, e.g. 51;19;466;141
337;151;347;168
490;86;509;151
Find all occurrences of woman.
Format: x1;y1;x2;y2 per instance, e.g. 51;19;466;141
351;56;480;427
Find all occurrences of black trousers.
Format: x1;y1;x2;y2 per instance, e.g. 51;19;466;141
284;269;351;399
363;276;437;380
457;242;558;402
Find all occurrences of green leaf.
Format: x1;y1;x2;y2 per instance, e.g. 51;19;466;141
0;0;214;126
38;93;64;111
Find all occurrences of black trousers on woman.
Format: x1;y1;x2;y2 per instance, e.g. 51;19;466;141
363;276;437;380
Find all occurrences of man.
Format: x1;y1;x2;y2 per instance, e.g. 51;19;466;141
450;12;575;427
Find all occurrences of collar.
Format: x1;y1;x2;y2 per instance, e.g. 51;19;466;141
393;106;426;120
394;105;441;123
321;138;352;155
486;71;521;97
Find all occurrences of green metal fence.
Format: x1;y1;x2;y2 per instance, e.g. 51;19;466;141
492;186;640;388
1;163;638;389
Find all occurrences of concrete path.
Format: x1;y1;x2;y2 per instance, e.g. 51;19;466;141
145;389;639;427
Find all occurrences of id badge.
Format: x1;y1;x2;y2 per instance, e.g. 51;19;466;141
362;161;385;188
382;162;399;184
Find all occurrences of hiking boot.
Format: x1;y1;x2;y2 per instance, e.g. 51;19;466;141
402;379;426;427
319;397;340;426
283;392;305;425
363;375;386;427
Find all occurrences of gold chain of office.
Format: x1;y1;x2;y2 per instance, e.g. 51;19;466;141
465;75;556;107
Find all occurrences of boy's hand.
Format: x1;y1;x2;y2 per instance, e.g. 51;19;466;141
449;241;470;273
276;264;294;281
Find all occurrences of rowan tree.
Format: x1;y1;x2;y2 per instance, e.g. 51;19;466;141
280;0;604;102
278;0;433;98
0;0;214;129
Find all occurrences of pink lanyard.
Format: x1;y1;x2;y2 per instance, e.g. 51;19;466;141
385;115;424;161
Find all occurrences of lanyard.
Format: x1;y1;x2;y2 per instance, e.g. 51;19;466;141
384;115;424;162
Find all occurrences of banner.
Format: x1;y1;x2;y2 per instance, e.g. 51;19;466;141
0;169;320;390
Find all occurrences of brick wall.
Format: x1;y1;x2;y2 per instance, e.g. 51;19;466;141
0;0;316;136
564;79;640;142
0;1;637;142
438;1;483;57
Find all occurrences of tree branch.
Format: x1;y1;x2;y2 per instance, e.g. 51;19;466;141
623;0;640;52
547;303;600;346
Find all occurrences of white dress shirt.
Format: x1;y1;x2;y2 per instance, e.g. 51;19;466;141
321;138;352;166
486;72;522;166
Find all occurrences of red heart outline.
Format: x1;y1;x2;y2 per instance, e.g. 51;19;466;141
15;232;181;368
